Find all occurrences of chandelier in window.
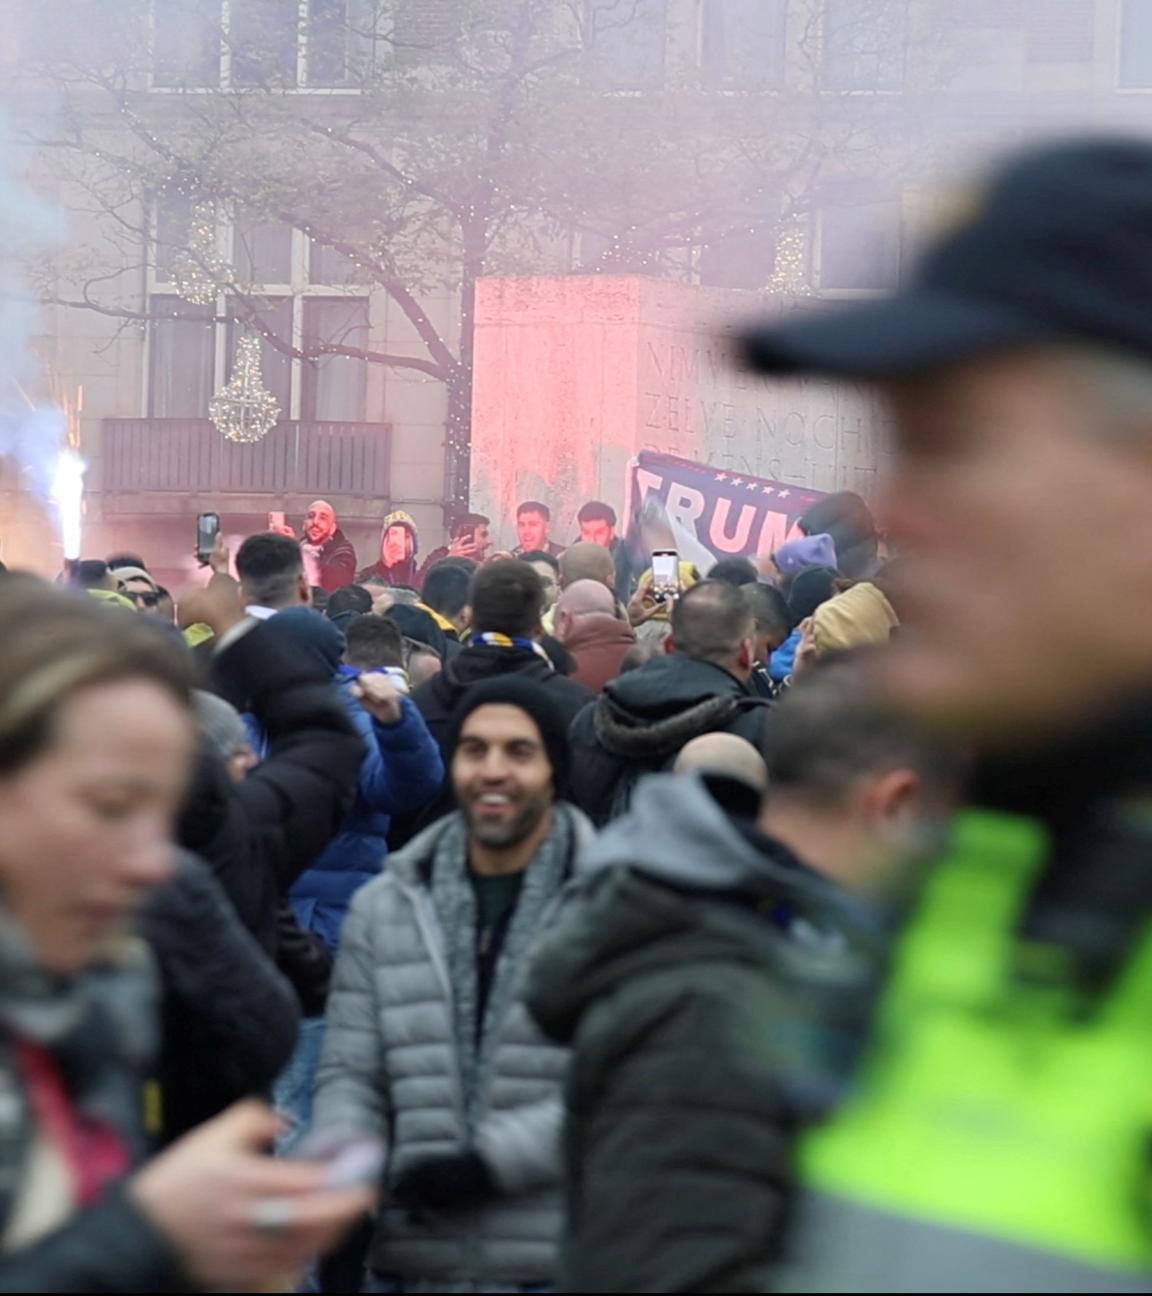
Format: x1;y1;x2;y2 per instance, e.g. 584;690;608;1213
765;223;813;297
170;201;229;305
209;335;280;444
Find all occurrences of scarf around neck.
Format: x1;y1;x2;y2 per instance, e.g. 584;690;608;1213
429;806;574;1123
473;632;554;669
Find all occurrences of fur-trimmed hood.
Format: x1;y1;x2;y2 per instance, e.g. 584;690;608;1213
592;654;763;763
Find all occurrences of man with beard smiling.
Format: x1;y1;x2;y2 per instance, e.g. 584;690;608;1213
312;676;593;1294
301;498;358;593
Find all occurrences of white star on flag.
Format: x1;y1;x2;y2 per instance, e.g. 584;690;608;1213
745;479;759;490
762;485;775;496
715;473;729;482
777;489;791;498
730;478;744;487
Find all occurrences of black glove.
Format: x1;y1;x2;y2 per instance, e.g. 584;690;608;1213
391;1152;497;1212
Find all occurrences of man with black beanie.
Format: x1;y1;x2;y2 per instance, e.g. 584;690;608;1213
312;677;594;1294
412;558;593;761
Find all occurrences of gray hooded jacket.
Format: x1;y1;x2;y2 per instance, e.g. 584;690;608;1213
312;803;593;1288
526;775;877;1293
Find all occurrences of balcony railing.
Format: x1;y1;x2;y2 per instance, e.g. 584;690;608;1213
102;419;391;499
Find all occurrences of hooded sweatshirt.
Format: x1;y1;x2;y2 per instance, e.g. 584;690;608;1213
562;612;636;694
411;641;594;761
525;774;876;1294
567;653;770;826
356;514;421;589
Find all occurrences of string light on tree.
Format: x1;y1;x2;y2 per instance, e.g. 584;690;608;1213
209;335;280;444
765;223;813;297
170;201;228;305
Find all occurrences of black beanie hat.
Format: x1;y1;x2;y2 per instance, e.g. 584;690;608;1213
788;565;840;624
446;676;571;794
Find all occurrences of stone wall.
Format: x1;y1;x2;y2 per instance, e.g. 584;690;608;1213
470;275;893;550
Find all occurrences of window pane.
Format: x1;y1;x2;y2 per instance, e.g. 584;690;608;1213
231;0;298;86
820;201;901;291
149;296;215;418
153;0;219;87
301;298;369;421
702;0;786;90
587;0;666;90
226;298;293;417
822;0;907;91
154;192;194;280
309;235;372;284
1120;0;1152;87
234;219;294;283
307;0;375;84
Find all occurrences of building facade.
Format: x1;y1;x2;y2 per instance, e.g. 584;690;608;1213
3;0;1151;579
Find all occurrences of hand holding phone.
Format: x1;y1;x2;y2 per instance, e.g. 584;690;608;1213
196;512;221;566
651;549;680;603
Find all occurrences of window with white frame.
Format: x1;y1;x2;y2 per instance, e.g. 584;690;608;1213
818;195;902;292
701;0;787;90
151;0;375;90
821;0;907;92
1120;0;1152;87
148;198;371;421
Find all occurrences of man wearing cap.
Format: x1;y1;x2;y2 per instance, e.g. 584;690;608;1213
301;499;358;593
312;677;593;1294
527;655;956;1293
739;137;1152;1291
114;564;164;614
357;510;422;589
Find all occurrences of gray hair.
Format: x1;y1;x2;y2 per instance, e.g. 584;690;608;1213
192;690;250;760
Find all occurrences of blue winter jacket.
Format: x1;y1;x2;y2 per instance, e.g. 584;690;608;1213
288;674;444;950
770;627;802;682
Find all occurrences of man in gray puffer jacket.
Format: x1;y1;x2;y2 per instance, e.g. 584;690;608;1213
313;676;593;1293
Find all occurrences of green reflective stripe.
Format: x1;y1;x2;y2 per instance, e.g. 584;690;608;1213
801;810;1152;1271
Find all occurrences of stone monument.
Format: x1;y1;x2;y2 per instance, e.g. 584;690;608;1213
470;275;894;549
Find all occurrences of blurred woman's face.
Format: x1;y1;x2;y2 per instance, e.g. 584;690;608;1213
0;680;193;975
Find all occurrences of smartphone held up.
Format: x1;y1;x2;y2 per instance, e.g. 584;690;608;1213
651;549;680;604
196;512;220;566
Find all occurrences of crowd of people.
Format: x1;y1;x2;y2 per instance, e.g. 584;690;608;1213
271;496;622;599
4;134;1152;1293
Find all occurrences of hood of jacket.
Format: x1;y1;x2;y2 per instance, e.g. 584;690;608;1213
594;654;756;761
527;776;860;1043
582;772;835;896
563;612;636;656
432;641;555;701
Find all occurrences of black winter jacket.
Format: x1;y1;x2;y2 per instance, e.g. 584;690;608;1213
0;1184;193;1293
567;653;770;826
178;618;365;954
406;643;592;833
526;775;874;1293
412;642;593;756
140;853;300;1144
